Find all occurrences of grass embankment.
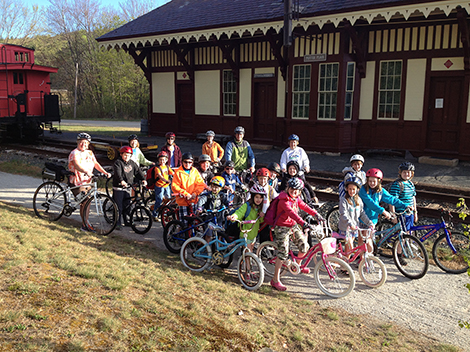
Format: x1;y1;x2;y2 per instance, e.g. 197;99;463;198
0;202;460;352
59;125;140;139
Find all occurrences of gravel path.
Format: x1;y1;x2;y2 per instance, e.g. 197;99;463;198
1;169;469;351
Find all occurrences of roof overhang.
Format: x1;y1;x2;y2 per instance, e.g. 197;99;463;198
98;0;469;50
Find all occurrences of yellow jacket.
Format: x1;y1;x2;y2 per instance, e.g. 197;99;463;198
171;166;206;206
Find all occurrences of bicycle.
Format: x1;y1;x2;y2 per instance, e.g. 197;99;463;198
163;207;227;255
33;164;118;236
119;182;153;234
410;209;470;274
373;210;429;279
330;228;387;288
180;218;265;291
256;225;355;298
145;194;179;227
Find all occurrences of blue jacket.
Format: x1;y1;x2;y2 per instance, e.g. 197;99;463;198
359;186;406;224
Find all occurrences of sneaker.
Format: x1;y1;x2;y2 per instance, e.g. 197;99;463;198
301;267;311;274
270;279;287;291
80;225;89;232
398;255;408;266
115;225;122;231
153;216;161;222
245;272;259;281
340;269;350;276
86;223;95;232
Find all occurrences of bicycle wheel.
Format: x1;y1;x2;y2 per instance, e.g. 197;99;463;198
256;241;287;278
326;205;339;233
105;177;113;198
358;255;387;288
33;181;66;221
180;237;211;272
160;205;178;228
237;252;265;291
375;219;396;258
144;194;155;215
130;206;153;234
84;193;118;236
163;220;189;254
432;232;470;274
314;256;355;298
393;234;429;279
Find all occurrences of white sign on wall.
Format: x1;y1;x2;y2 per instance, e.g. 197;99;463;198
435;98;444;109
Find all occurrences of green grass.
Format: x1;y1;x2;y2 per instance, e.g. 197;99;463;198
59;124;140;138
0;201;463;351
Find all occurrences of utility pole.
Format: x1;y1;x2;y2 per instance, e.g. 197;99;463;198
284;0;293;47
73;62;78;119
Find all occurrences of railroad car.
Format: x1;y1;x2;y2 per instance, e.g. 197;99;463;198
0;43;60;140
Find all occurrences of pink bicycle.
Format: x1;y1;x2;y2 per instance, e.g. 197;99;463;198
256;226;355;298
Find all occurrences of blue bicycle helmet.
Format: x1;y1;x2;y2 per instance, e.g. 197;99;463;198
344;176;363;188
288;134;299;141
399;161;415;172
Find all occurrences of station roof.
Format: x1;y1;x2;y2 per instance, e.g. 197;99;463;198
97;0;468;48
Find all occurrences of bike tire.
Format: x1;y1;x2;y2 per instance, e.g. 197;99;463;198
130;206;153;234
358;255;387;288
237;252;265;291
161;205;178;228
432;232;470;274
33;181;66;221
326;205;340;233
105;177;113;198
314;256;355;298
84;193;118;236
256;241;287;278
180;237;211;272
144;194;155;215
393;234;429;280
163;220;189;254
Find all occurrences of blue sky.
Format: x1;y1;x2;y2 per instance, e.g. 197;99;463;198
22;0;170;11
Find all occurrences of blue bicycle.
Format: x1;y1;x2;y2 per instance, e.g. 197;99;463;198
180;219;265;290
373;211;429;280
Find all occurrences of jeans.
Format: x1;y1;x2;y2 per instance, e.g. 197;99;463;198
113;188;131;226
153;185;171;217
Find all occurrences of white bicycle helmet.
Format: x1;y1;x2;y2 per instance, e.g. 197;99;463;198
77;132;91;141
250;184;267;196
350;154;364;163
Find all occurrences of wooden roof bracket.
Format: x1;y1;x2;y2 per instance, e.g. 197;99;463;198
457;7;470;72
266;30;288;80
170;42;194;80
127;46;151;83
217;42;239;80
344;21;367;79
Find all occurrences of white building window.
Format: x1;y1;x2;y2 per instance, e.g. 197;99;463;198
344;62;355;120
223;70;237;115
378;61;402;119
292;65;311;119
318;63;339;120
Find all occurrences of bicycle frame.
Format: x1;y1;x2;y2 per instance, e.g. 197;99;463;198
373;222;403;249
410;217;457;253
332;229;374;264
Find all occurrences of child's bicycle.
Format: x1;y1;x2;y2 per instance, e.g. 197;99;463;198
145;193;179;227
180;218;265;291
329;228;387;288
34;164;118;236
256;224;356;298
410;209;470;274
373;210;429;279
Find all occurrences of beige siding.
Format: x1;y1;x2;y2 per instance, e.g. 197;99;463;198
431;57;464;71
254;67;275;74
152;72;175;113
239;69;252;117
195;70;220;115
359;61;375;120
277;68;285;118
404;59;426;121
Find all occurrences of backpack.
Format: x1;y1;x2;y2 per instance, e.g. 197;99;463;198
384;178;404;193
263;195;284;226
146;166;157;190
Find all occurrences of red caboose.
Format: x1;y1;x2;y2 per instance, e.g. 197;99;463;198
0;43;60;140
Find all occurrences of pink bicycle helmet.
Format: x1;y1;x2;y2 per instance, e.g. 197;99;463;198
366;168;383;180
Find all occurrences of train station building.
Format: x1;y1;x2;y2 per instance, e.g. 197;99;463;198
97;0;470;160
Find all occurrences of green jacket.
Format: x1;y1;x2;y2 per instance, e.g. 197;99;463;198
232;203;264;241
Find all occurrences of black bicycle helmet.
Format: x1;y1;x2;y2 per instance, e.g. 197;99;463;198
399;161;415;172
182;152;194;161
224;160;235;168
128;134;138;142
267;162;281;174
287;177;304;190
77;132;91;141
286;160;300;172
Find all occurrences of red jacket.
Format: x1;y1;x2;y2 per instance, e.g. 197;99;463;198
275;191;318;227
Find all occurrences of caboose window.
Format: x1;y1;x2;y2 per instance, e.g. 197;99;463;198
15;52;19;61
20;53;24;61
13;73;24;84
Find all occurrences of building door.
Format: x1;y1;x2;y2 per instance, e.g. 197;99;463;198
177;83;194;134
253;81;276;140
426;76;463;152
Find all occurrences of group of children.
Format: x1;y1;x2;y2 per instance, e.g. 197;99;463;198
110;130;417;292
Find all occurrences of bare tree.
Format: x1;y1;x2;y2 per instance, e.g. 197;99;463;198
0;0;42;44
119;0;166;22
